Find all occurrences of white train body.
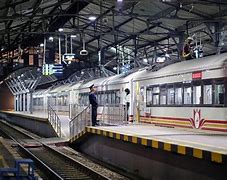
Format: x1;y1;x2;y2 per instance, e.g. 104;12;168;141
32;53;227;132
133;53;227;132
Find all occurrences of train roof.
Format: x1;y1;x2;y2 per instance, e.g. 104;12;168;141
49;84;71;94
133;53;227;81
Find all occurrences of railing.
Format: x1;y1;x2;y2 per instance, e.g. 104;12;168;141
69;104;87;119
98;104;127;125
69;105;91;140
48;104;62;137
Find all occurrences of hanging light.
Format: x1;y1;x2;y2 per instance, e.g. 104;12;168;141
58;28;64;32
88;16;96;21
49;36;54;41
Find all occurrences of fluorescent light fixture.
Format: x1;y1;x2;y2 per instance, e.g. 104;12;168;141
143;58;148;63
58;28;64;32
117;0;123;2
88;16;96;21
113;67;117;71
70;35;77;38
49;36;54;41
156;57;165;63
165;53;170;58
40;43;44;47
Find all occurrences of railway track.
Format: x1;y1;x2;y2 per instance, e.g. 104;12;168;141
0;120;114;180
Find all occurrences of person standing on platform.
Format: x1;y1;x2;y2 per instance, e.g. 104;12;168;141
89;84;98;126
182;36;194;60
124;88;130;122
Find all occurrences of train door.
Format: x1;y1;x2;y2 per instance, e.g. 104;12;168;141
139;86;145;119
133;81;141;123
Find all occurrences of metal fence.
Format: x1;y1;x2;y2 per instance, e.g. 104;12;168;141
48;104;62;137
69;104;127;139
69;104;87;119
97;105;127;125
69;105;91;139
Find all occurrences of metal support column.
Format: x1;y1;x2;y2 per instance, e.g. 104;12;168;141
27;93;30;113
16;95;19;111
23;93;26;112
29;92;33;114
19;94;22;111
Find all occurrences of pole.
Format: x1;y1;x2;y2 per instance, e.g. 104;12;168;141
59;35;61;64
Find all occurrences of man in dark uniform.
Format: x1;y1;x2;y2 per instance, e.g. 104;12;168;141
89;84;98;126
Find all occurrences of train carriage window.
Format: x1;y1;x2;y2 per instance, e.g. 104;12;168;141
204;84;212;104
175;86;183;105
214;81;225;105
160;87;167;105
184;85;192;104
112;92;116;104
153;87;160;105
108;92;112;104
146;87;153;106
167;86;174;105
100;93;104;106
116;90;120;104
193;85;201;105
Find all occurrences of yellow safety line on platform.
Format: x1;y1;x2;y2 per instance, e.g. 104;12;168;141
71;127;225;164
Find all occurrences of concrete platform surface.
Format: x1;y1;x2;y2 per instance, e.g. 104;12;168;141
93;124;227;154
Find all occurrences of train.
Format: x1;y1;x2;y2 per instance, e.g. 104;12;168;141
33;53;227;132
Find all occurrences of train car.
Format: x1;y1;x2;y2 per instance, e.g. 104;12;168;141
47;84;72;113
132;53;227;132
75;69;144;123
33;88;50;112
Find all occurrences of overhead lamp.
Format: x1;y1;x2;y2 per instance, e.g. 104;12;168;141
88;16;96;21
143;58;148;63
117;0;123;2
165;53;170;58
113;67;117;71
40;43;44;47
58;28;64;32
1;48;4;51
49;36;54;41
70;35;77;38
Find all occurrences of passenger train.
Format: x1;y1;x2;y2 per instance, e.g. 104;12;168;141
33;53;227;132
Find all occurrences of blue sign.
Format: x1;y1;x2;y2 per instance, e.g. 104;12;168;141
52;64;63;77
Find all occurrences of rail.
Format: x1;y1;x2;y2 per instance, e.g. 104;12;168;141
70;105;91;139
69;104;87;119
98;104;127;125
48;104;62;137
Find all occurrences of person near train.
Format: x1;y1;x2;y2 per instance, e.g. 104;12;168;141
89;84;98;126
124;88;130;122
182;36;194;60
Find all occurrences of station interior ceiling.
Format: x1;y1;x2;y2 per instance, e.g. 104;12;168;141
0;0;227;81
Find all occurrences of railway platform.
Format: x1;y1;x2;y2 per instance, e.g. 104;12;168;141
0;110;70;138
70;123;227;180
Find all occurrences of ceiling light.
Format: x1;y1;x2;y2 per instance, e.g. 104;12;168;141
58;28;64;32
165;53;170;58
117;0;123;2
88;16;96;21
113;67;117;71
40;43;44;47
49;36;54;41
70;35;77;38
143;58;148;63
